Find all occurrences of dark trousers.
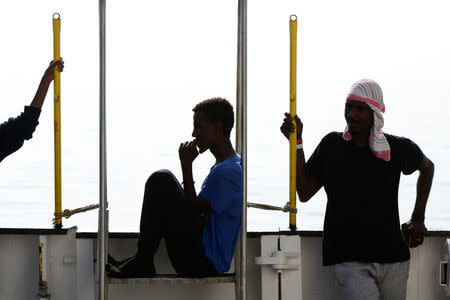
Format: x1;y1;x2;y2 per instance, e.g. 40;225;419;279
136;169;217;276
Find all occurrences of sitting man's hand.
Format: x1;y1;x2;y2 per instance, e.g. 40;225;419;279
179;140;199;167
401;219;426;248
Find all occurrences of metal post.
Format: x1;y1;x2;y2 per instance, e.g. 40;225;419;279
98;0;108;299
235;0;247;299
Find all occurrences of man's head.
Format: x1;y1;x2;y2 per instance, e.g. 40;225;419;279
192;97;234;153
345;100;373;135
344;79;384;136
343;79;391;161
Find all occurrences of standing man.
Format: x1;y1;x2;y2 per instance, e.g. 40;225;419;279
280;79;434;300
0;59;64;163
108;97;242;278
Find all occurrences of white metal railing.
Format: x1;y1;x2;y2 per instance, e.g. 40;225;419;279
235;0;247;299
98;0;108;299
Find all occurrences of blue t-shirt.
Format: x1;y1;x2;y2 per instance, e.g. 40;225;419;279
200;154;242;273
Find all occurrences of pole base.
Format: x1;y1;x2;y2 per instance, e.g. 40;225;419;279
54;223;63;230
289;224;297;232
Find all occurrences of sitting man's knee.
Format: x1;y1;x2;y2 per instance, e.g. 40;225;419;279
146;169;176;187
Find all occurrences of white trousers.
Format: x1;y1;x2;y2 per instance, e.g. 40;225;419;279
335;261;410;300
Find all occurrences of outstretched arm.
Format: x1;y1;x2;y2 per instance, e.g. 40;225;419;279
0;60;64;162
280;113;322;202
401;154;434;248
30;59;64;109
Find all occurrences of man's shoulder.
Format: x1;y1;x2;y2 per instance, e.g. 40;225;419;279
319;131;344;146
210;155;242;178
384;133;417;148
385;132;423;159
324;131;343;139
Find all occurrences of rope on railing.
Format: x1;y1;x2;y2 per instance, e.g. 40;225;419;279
51;201;294;224
247;201;297;213
53;203;99;224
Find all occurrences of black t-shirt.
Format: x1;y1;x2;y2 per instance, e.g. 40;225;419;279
306;132;424;266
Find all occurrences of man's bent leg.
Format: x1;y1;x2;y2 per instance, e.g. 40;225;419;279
335;262;380;300
154;171;217;276
108;169;186;278
138;169;214;276
137;169;186;259
379;260;409;300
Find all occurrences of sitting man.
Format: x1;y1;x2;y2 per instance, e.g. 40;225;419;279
0;59;64;163
108;97;242;277
280;79;434;299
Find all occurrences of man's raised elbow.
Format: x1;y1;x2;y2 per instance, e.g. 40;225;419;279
429;159;434;172
423;156;435;175
428;160;435;179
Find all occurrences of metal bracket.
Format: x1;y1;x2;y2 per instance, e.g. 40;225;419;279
254;250;300;273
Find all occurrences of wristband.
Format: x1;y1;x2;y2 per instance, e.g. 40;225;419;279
296;138;302;145
296;143;303;150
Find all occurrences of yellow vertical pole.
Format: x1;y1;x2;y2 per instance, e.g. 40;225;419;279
289;15;297;231
53;13;62;229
